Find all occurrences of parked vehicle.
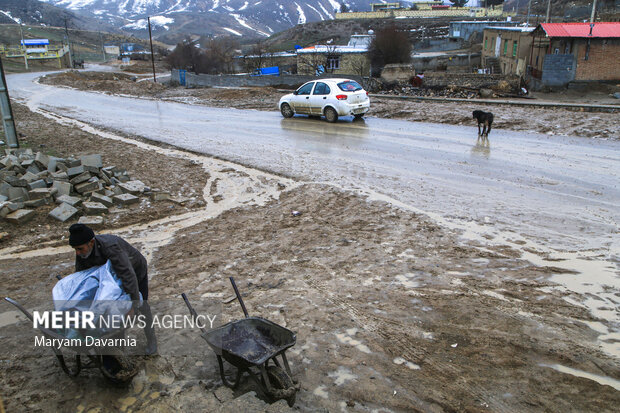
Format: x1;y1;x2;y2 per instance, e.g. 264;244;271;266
279;78;370;122
252;66;280;76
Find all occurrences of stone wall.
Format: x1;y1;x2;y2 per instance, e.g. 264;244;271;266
421;72;520;90
335;6;508;20
170;69;364;89
541;54;576;87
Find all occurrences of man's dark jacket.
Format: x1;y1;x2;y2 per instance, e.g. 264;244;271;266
75;234;147;301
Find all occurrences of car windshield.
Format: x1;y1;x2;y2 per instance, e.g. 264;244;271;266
337;81;363;92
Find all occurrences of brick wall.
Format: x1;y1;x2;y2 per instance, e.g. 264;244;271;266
574;39;620;81
541;54;576;86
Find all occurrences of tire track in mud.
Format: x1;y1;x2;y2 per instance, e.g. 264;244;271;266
302;266;517;413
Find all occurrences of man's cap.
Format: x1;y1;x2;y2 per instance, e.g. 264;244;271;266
69;223;95;247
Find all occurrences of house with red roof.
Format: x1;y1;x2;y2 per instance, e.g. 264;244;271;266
528;22;620;87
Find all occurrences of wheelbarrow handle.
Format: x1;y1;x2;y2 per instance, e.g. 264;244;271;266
181;293;209;334
229;277;249;318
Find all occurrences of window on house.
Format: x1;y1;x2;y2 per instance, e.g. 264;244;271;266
503;40;508;55
513;41;518;57
484;38;488;50
326;55;340;70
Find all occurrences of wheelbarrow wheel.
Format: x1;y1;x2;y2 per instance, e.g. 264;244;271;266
99;355;138;386
266;365;296;407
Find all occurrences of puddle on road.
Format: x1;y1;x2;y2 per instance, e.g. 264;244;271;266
342;186;620;357
393;357;420;370
539;363;620;391
328;366;357;386
0;106;299;265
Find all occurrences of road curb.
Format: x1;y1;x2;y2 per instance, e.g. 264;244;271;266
369;94;620;113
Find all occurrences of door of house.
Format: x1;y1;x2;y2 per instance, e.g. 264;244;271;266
495;35;501;57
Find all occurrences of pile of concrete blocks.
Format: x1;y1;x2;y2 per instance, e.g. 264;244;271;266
0;149;164;225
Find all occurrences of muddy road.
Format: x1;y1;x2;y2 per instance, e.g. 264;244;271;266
0;71;619;412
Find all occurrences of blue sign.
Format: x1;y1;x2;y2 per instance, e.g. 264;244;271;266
179;69;186;86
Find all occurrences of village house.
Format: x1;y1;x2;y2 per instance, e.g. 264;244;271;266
0;38;70;69
296;34;373;76
481;26;535;76
528;22;620;87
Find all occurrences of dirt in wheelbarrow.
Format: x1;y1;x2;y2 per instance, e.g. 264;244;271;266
1;104;619;412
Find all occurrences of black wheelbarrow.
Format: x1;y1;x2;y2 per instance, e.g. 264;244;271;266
4;296;138;385
182;277;300;407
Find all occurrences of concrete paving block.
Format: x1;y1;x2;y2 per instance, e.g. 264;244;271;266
26;164;41;175
49;203;79;222
4;176;28;187
79;154;103;169
56;194;82;207
27;179;47;190
98;170;112;185
25;198;51;208
28;187;57;200
151;191;171;201
0;195;7;203
56;162;68;172
21;159;35;168
78;216;104;227
113;193;140;206
4;209;35;224
75;180;99;194
0;182;11;197
36;170;49;179
52;180;72;197
66;165;85;177
8;187;28;201
83;165;100;174
51;171;69;181
66;158;81;168
82;201;108;215
35;152;50;168
21;171;39;183
0;203;9;218
90;192;113;207
119;180;146;195
69;171;92;185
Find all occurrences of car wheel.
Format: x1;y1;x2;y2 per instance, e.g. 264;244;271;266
280;103;294;118
354;113;364;120
324;107;338;123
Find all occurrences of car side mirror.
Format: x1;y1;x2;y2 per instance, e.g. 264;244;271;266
293;90;298;95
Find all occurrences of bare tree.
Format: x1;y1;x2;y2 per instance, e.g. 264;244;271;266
203;36;239;74
348;54;370;88
368;25;412;75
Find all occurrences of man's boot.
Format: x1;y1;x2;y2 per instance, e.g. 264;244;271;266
140;301;158;355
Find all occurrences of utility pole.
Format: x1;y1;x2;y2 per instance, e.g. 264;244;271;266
64;18;74;68
545;0;552;23
590;0;598;23
148;17;156;82
19;24;28;70
0;57;19;148
99;30;106;62
526;0;532;26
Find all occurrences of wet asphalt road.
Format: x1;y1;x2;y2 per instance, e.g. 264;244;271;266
8;72;618;253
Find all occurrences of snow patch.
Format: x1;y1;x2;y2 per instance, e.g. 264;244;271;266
223;27;242;36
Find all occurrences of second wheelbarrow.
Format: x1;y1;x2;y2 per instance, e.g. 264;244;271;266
182;277;300;407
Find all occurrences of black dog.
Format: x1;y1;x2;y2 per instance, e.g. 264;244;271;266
472;110;494;140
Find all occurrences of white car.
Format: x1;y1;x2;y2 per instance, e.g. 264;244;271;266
279;78;370;122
